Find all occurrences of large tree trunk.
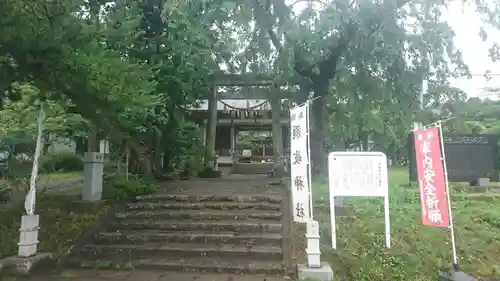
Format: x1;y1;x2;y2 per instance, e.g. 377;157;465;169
161;102;178;173
310;82;329;175
204;85;217;167
127;136;152;175
152;129;162;174
270;89;284;172
87;124;99;152
161;129;172;172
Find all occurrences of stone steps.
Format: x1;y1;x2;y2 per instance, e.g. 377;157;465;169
80;243;282;260
135;194;283;204
69;184;287;276
94;231;282;246
108;219;283;233
232;163;274;175
116;210;283;221
125;201;281;211
67;257;284;275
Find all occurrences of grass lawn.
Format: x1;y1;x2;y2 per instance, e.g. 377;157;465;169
45;171;82;180
0;171;82;186
0;193;109;261
295;167;500;281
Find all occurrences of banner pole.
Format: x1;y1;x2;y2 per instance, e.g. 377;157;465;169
437;121;459;271
24;106;45;215
306;101;313;219
290;95;322;111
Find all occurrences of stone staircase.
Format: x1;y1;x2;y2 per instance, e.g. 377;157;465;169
67;181;290;276
232;162;274;174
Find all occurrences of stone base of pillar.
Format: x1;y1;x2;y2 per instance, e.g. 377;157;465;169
0;253;52;275
298;262;334;281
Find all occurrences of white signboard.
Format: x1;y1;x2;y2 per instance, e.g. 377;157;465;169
328;151;390;249
290;103;312;222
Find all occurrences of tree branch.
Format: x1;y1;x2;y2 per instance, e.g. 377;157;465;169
252;0;315;78
314;23;355;83
313;0;409;84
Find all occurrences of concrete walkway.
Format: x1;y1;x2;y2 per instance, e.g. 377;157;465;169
1;270;287;281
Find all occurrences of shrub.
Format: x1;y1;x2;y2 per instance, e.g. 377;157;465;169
102;175;158;202
41;152;84;173
6;157;33;178
198;166;222;178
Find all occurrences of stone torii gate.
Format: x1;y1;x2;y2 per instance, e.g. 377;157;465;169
196;73;298;174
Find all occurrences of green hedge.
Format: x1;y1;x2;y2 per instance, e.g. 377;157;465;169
40;152;84;173
102;175;158;202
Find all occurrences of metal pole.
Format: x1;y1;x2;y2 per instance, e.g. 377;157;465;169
437;121;459;271
306;100;313;219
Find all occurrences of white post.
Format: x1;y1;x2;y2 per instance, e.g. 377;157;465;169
384;194;391;248
437;121;459;270
330;194;337;249
306;220;321;268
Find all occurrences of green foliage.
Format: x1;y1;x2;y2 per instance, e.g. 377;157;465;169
0;185;10;203
102;175;158;202
0;193;109;260
305;168;500;281
0;0;498;179
0;83;86;140
40;152;84;173
168;120;206;176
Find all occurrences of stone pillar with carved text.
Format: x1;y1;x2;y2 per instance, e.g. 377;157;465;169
270;88;284;174
205;84;217;167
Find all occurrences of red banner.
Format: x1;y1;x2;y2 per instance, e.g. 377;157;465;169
414;127;450;228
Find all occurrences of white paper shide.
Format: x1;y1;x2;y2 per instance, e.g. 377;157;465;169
290;104;312;222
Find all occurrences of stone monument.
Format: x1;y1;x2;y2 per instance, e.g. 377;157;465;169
409;133;498;185
82;152;105;202
297;220;334;281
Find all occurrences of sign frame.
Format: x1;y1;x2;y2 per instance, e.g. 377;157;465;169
328;151;390;249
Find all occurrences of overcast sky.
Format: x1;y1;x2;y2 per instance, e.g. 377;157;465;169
444;2;500;98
